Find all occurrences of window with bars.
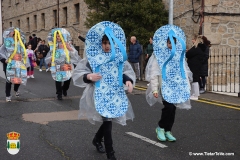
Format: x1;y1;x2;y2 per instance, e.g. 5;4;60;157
63;7;67;26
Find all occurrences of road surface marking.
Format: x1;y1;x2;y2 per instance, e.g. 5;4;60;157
126;132;168;148
197;100;240;111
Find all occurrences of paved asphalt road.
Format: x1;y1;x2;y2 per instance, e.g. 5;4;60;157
0;68;239;160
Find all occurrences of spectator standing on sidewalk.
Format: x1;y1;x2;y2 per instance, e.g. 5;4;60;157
144;37;153;74
199;36;211;94
128;36;142;82
26;44;36;78
186;34;206;100
38;40;50;72
30;34;38;51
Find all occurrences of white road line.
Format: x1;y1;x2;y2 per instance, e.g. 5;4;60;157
126;132;168;148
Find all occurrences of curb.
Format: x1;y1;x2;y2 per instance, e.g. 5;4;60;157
134;85;239;108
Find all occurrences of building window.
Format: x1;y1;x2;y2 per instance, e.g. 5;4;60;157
53;10;57;27
63;7;67;26
10;22;12;27
41;13;45;29
9;0;11;7
74;3;80;23
34;15;37;31
27;17;30;31
17;20;20;28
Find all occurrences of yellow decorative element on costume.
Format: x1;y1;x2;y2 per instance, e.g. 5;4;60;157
7;131;20;140
51;30;70;67
20;64;26;70
8;29;27;64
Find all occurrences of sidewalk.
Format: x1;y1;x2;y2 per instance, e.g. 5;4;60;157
135;80;240;107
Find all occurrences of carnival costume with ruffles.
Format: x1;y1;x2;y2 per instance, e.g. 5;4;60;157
0;27;29;85
73;21;136;125
45;28;81;82
145;25;192;109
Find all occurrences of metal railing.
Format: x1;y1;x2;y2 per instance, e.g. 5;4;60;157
207;47;240;97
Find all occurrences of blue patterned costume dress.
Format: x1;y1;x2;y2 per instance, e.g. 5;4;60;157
73;21;136;125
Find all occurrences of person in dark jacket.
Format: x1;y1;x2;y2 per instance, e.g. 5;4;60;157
128;36;142;81
37;40;50;72
144;37;153;74
186;35;206;100
30;34;38;51
199;36;211;93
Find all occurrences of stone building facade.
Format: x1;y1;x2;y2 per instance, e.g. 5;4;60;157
162;0;240;49
1;0;89;57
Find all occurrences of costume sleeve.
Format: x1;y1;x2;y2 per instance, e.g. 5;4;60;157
145;55;162;106
44;50;52;65
72;58;92;88
123;61;136;87
69;44;81;65
123;74;133;84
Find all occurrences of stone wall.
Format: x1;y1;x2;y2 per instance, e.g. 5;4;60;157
2;0;89;57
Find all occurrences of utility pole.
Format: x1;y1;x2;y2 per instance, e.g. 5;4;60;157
57;0;60;27
169;0;173;25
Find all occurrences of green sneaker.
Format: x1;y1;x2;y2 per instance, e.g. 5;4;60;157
165;131;176;141
156;127;166;141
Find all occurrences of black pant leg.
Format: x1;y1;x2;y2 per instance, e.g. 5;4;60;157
95;123;104;142
103;121;113;153
55;81;62;95
4;70;12;97
158;101;176;132
62;78;71;92
13;84;20;92
5;82;12;97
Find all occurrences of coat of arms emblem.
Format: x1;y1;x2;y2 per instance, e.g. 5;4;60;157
7;131;20;155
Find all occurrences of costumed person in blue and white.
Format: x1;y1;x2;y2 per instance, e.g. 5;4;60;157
145;25;193;142
0;27;29;102
72;21;135;160
45;28;81;100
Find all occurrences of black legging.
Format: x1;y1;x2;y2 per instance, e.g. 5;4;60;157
55;78;71;95
4;70;20;97
158;101;176;132
95;121;113;153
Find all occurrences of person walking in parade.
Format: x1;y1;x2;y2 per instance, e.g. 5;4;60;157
145;25;192;142
45;28;81;100
0;27;29;102
73;21;135;160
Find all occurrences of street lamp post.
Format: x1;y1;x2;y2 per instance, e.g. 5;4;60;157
57;0;59;27
169;0;173;25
